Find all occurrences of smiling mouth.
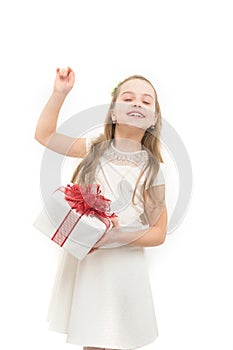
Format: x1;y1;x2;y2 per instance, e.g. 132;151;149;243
127;112;145;118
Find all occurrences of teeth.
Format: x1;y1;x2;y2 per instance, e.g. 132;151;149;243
129;113;144;118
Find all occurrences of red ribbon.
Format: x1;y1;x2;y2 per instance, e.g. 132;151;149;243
51;183;117;247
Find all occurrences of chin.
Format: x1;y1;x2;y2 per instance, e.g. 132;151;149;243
118;121;147;131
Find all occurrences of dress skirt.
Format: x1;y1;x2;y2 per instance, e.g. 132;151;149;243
47;245;159;350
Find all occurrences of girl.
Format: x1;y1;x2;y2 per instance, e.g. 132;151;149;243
34;67;168;350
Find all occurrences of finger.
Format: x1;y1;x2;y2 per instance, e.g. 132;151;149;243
68;70;75;82
111;217;120;228
88;247;98;254
60;67;69;77
94;231;109;248
67;66;73;73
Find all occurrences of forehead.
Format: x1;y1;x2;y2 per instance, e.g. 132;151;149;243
119;79;155;97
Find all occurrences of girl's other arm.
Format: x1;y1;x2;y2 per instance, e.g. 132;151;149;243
130;184;167;246
128;204;167;247
92;185;167;250
34;67;87;158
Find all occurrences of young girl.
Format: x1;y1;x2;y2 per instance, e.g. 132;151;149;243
34;67;168;350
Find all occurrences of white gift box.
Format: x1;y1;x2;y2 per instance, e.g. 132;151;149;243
33;189;113;260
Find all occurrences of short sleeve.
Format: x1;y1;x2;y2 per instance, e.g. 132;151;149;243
143;164;166;226
85;130;102;153
145;163;166;189
153;163;166;186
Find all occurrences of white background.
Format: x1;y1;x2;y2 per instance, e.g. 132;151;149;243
0;0;232;349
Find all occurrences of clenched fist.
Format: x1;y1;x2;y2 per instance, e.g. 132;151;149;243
54;67;75;96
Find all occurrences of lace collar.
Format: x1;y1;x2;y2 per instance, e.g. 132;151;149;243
102;140;149;166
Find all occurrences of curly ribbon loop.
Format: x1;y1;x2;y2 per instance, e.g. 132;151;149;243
51;183;117;247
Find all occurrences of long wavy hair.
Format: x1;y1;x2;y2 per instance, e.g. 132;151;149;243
70;75;164;207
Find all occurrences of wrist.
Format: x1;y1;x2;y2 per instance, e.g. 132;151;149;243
52;90;69;100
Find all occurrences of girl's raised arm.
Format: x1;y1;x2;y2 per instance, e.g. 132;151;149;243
34;67;87;158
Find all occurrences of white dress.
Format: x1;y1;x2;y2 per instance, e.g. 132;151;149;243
47;139;165;350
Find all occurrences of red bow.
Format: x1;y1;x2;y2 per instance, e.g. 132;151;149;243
51;183;117;248
61;183;117;219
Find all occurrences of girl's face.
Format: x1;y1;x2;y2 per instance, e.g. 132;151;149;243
112;79;157;131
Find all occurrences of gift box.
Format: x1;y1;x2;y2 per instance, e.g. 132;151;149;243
33;183;117;260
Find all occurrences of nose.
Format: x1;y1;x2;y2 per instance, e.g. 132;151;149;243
132;102;142;108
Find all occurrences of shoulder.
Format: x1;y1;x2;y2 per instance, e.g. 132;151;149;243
159;162;166;179
154;163;166;186
144;162;166;189
84;129;104;153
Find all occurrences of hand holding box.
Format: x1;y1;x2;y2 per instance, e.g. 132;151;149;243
33;183;118;260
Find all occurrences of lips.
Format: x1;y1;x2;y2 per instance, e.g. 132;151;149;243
127;110;145;118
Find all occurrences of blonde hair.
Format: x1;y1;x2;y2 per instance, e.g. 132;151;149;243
70;75;164;207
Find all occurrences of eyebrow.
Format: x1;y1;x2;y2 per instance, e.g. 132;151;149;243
121;91;154;99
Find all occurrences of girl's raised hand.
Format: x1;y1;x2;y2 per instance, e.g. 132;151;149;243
54;67;75;95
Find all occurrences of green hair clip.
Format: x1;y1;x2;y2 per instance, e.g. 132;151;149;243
111;81;122;96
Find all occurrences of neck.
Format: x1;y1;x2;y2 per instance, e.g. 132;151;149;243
113;125;144;152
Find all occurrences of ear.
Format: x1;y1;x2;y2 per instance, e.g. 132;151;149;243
150;116;158;129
